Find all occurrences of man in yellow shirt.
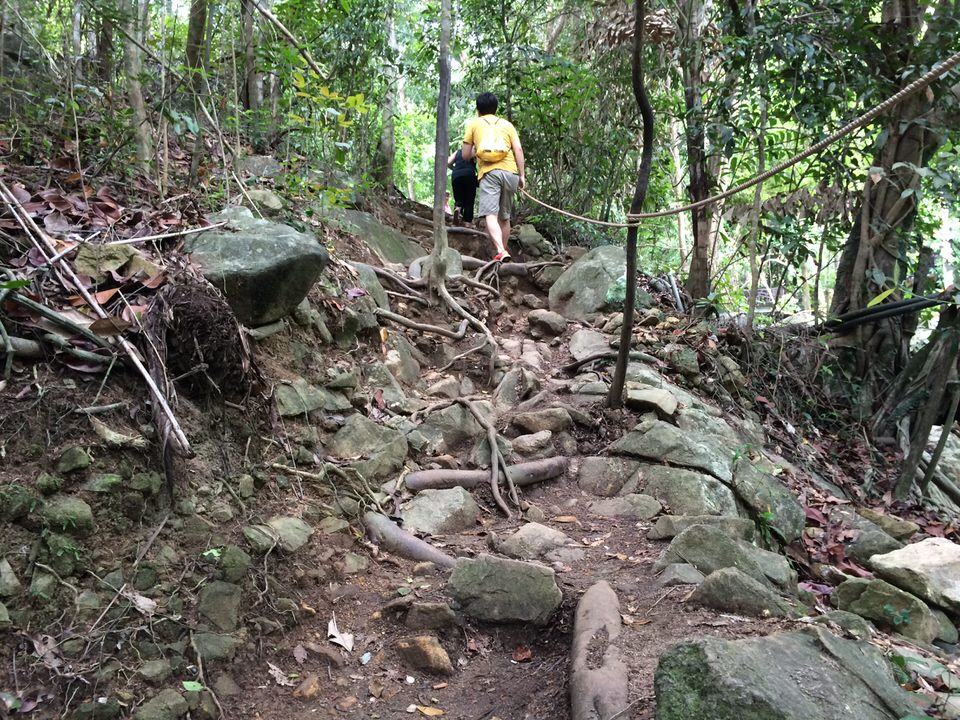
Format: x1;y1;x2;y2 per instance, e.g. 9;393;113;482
461;92;526;262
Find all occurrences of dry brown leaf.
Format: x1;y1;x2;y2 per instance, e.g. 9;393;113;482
511;645;532;662
551;515;578;524
88;316;132;336
267;662;295;686
292;643;308;665
292;672;320;698
416;707;444;717
68;288;120;307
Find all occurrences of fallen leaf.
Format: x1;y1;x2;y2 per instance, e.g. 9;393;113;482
551;515;578;524
292;643;308;665
292;672;320;698
511;645;532;662
328;613;354;652
121;588;157;616
89;416;147;449
68;288;120;307
345;287;368;299
417;706;444;717
89;317;132;336
267;661;295;686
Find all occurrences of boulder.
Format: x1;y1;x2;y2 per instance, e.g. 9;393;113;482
736;540;797;591
657;563;705;587
448;554;562;624
612;420;732;482
395;636;454;675
869;537;960;615
274;378;351;416
577;456;642;497
654;524;774;589
588;494;662;520
246;188;283;211
405;603;458;630
57;446;92;473
328;414;408;480
493;368;539;408
411;247;464;279
568;329;611;361
828;507;903;565
41;496;94;537
511;430;553;456
810;610;875;640
856;509;919;541
185;207;329;325
647;515;755;542
384;335;422;387
415;403;486;453
728;457;806;544
499;523;571;560
690;568;794;617
511;408;573;434
363;362;408;410
625;386;679;418
835;578;939;643
133;689;189;720
351;263;390;310
400;488;479;535
243;516;313;554
528;309;568;337
238;154;282;178
515;225;554;258
548;245;625;321
193;633;240;662
328;208;423;263
655;628;920;720
639;465;739;517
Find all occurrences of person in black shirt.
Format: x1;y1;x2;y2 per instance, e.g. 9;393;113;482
447;148;478;226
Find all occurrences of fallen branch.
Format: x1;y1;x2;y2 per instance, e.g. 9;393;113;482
570;581;630;720
8;292;115;351
363;512;456;569
437;339;489;372
405;457;568;491
375;308;469;339
563;350;659;374
453;274;499;297
106;223;225;246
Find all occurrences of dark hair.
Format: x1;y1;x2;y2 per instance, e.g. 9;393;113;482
476;92;498;115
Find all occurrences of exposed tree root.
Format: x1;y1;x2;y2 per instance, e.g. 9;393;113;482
375;308;469;339
570;581;630;720
362;511;456;569
405;457;568;491
563;350;659;374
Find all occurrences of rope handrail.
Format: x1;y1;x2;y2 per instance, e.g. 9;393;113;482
522;49;960;228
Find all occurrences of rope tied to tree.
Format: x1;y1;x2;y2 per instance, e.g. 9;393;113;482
522;48;960;228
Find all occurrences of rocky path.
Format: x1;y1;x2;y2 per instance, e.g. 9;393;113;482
3;203;960;720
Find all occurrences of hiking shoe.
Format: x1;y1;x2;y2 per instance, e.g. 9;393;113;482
493;251;512;263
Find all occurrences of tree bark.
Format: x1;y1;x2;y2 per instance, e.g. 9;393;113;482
427;0;452;296
372;0;398;190
121;0;154;169
240;0;261;111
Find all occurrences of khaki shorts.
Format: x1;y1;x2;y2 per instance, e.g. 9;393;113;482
478;169;519;220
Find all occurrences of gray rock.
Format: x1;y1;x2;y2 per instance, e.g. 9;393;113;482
499;523;571;560
511;430;553;455
528;309;568;336
736;540;797;591
405;602;458;630
612;420;732;482
35;472;64;495
655;628;920;720
246;188;283;212
810;610;875;640
133;689;188;720
411;247;463;280
856;508;919;541
75;697;123;720
83;473;123;493
243;516;313;554
363;362;408;410
729;457;805;544
568;329;611;361
193;632;240;662
212;673;242;697
469;433;513;468
625;386;678;418
329;414;408;480
511;408;573;434
130;472;163;496
198;581;242;631
30;571;56;599
548;245;625;321
835;578;939;643
41;496;94;537
185;207;329;326
647;515;755;542
0;559;23;597
654;524;772;588
639;465;739;517
657;563;705;587
57;446;92;473
690;568;794;617
401;488;479;535
352;263;390;310
588;494;662;520
660;343;700;375
138;659;172;685
416;403;485;453
448;554;562;624
828;507;904;565
395;635;454;675
274;379;351;416
384;336;422;387
932;607;959;643
425;377;461;399
327;208;423;264
869;537;960;614
578;456;642;497
238;154;282;178
0;600;9;630
516;224;554;258
493;368;539;408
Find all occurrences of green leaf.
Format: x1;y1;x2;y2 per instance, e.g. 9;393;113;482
900;188;914;199
0;279;29;290
182;680;204;692
867;287;895;307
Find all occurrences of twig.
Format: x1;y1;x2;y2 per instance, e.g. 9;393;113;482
74;402;126;415
105;222;225;246
383;289;429;306
563;350;660;374
33;563;79;596
605;699;644;720
438;340;489;372
42;334;116;364
133;513;169;568
453;274;499;296
375;308;469;339
7;292;114;351
368;265;427;295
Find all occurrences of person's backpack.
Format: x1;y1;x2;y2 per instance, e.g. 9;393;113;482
476;117;510;163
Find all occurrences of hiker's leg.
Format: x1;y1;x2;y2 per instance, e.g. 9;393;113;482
498;218;511;246
486;214;506;253
496;173;519;255
477;172;507;255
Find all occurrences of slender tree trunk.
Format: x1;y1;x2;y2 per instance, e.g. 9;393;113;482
185;0;208;187
96;13;113;81
373;0;397;190
744;0;766;329
240;0;260;111
71;0;83;74
121;0;154;169
428;0;452;296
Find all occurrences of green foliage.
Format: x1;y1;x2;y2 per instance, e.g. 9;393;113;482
882;603;912;627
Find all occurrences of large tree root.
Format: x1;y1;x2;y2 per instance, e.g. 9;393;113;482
375;308;469;339
570;581;631;720
363;512;456;569
405;457;568;492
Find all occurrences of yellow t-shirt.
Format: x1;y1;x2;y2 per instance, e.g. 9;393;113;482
464;115;519;180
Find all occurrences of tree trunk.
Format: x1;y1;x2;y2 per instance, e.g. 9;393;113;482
372;0;397;190
96;12;113;81
240;0;260;111
121;0;153;169
185;0;207;90
71;0;83;74
678;0;711;303
427;0;452;296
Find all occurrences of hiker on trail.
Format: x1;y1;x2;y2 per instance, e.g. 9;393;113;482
447;147;478;226
461;92;525;262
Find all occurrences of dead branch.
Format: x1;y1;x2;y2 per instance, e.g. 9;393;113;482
375;308;469;339
7;292;115;351
363;511;457;568
437;340;489;372
106;222;226;246
563;350;660;374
